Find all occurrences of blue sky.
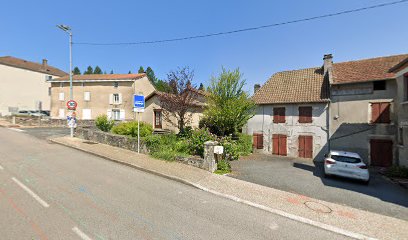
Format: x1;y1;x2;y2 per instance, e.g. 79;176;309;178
1;0;407;93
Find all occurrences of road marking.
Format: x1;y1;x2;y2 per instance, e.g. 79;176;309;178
8;128;25;132
72;227;93;240
194;184;377;240
12;177;49;208
0;165;3;170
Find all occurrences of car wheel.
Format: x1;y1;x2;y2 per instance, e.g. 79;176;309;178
323;171;330;178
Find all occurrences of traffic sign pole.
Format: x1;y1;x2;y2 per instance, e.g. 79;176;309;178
137;112;140;154
133;94;145;154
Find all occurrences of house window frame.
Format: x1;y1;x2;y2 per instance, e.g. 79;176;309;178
113;93;120;104
373;80;386;91
370;102;391;124
154;109;163;129
114;81;119;88
398;127;404;146
298;106;313;123
112;109;120;120
273;107;285;123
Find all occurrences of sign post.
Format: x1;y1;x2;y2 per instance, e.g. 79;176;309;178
133;95;145;153
66;100;77;137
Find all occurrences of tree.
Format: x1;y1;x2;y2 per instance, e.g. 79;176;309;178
110;70;114;74
202;68;256;136
94;66;102;74
73;67;81;75
138;66;145;73
198;83;204;90
146;67;158;84
84;66;93;75
128;70;132;74
157;67;200;133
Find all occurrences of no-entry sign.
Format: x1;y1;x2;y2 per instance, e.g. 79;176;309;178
66;100;77;110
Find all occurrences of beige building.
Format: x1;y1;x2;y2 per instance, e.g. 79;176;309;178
49;74;205;132
0;56;67;116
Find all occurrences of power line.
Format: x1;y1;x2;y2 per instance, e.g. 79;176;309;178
74;0;408;46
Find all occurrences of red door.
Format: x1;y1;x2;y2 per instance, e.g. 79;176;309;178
273;134;287;156
370;139;393;167
299;136;313;158
253;133;263;149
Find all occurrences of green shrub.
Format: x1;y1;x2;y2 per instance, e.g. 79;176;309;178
177;126;193;138
144;134;189;161
187;128;217;157
111;121;153;137
385;166;408;178
235;133;253;156
95;115;115;132
215;160;231;175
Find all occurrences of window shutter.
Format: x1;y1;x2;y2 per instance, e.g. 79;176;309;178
59;109;65;119
107;110;112;120
253;134;258;148
84;92;91;101
299;107;304;123
380;102;390;123
273;108;278;123
59;92;65;101
119;109;125;120
371;103;380;123
118;93;123;104
109;94;113;105
257;134;263;149
306;107;312;123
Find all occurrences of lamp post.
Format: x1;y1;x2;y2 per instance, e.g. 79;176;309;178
57;24;74;138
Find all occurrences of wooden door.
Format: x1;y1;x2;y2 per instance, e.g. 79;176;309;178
299;136;313;158
253;133;263;149
154;110;162;129
273;134;287;156
370;139;393;167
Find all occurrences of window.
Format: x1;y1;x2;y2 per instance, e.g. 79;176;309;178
331;155;361;164
273;107;285;123
399;127;404;146
299;106;312;123
84;92;91;101
60;82;64;88
58;109;65;119
373;80;386;91
48;87;51;96
114;81;119;88
81;82;85;87
154;109;162;128
112;109;120;120
371;102;390;124
113;94;120;104
59;92;65;101
45;75;52;81
109;93;122;104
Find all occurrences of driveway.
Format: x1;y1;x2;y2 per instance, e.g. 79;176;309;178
230;154;408;221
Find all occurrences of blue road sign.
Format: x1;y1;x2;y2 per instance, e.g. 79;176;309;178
133;94;145;112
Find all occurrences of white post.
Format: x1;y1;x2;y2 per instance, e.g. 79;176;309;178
137;112;140;153
69;31;74;138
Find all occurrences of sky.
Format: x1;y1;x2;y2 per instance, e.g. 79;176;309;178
1;0;407;93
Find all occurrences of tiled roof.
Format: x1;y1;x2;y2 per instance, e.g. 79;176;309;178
0;56;67;77
332;54;408;84
54;73;146;81
253;67;329;104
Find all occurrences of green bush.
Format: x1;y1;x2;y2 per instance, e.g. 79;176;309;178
187;128;217;157
218;134;252;161
177;126;193;138
144;134;189;161
95;115;115;132
385;166;408;178
235;133;253;156
215;160;231;175
111;121;153;137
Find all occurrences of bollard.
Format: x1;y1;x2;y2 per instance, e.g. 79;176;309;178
203;141;218;173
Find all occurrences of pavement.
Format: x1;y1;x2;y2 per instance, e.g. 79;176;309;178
230;154;408;221
0;127;351;240
46;135;408;240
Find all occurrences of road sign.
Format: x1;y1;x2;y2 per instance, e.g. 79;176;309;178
66;100;77;110
214;146;224;154
133;95;145;113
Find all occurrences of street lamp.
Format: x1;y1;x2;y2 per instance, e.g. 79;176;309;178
57;24;74;137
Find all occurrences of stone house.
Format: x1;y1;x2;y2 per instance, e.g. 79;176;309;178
246;67;330;160
0;56;67;116
248;53;408;166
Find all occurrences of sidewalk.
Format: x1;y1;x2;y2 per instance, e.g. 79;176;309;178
0;118;20;128
51;136;408;240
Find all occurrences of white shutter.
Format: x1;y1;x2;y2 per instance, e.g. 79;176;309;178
84;92;91;101
82;109;91;120
59;109;65;119
107;110;112;120
109;94;113;104
59;92;65;101
120;109;125;120
118;93;123;104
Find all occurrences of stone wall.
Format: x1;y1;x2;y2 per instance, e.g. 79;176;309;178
175;156;205;169
4;116;95;127
75;127;148;154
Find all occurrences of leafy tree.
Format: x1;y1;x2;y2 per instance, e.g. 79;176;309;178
110;70;114;74
202;68;256;136
138;66;145;73
84;66;93;75
73;67;81;75
128;70;132;74
146;67;158;84
198;83;204;90
155;79;171;92
94;66;102;74
157;67;200;133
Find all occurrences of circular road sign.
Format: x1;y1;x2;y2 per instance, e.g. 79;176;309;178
66;100;77;110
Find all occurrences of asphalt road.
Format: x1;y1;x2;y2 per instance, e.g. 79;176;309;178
231;154;408;221
0;127;349;240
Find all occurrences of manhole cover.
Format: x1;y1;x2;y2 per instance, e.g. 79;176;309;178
83;141;98;145
304;201;332;214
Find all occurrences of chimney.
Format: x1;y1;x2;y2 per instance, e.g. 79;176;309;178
254;84;261;93
42;59;48;67
323;54;333;74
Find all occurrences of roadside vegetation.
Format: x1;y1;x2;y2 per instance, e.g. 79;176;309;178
94;67;255;174
385;166;408;179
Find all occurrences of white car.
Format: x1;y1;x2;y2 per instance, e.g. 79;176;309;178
324;150;370;184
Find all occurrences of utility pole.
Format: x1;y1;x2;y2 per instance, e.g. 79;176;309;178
57;24;74;137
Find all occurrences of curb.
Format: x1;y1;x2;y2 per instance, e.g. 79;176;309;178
50;138;379;240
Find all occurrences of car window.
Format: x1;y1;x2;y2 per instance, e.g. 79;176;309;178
331;155;361;163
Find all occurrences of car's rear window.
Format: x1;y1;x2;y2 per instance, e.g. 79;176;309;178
331;155;361;163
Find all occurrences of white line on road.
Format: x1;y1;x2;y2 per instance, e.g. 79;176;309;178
72;227;93;240
8;128;25;132
12;177;50;208
0;165;3;170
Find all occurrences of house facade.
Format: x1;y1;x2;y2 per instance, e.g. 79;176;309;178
49;74;155;120
246;67;330;160
248;53;408;166
0;56;67;116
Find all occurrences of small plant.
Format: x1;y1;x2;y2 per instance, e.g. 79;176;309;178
187;128;217;157
144;134;190;161
111;121;153;137
95;115;114;132
215;160;231;175
385;166;408;178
